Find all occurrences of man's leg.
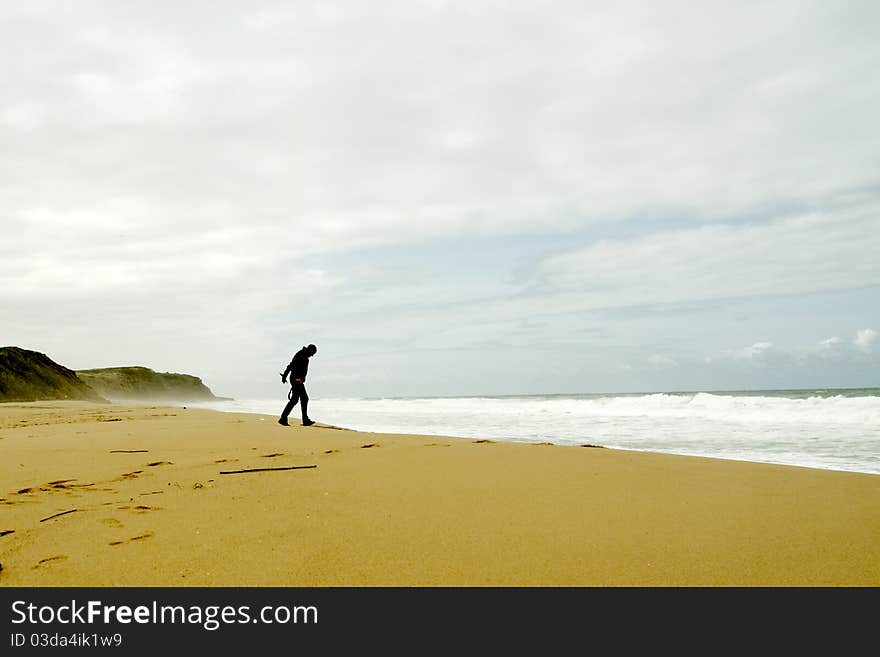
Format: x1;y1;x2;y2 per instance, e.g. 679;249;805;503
279;387;300;425
299;384;312;424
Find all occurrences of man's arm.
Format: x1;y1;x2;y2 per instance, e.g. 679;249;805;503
281;360;293;383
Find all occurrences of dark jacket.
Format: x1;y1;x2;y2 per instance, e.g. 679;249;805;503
283;347;310;382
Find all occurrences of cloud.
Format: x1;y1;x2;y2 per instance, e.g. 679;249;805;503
854;328;878;353
815;336;845;360
648;354;678;368
4;2;879;283
3;1;880;268
735;342;773;361
706;341;774;365
706;331;879;373
538;206;880;310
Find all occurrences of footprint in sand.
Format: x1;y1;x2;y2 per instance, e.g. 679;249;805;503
66;483;97;492
6;481;85;499
146;461;173;467
473;439;494;444
324;449;340;454
360;443;379;449
260;453;285;458
4;494;38;505
102;518;124;528
117;505;161;514
114;470;143;482
214;458;238;464
32;555;68;569
109;531;154;546
424;443;451;447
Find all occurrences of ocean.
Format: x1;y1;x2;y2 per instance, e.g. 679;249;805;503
189;388;880;475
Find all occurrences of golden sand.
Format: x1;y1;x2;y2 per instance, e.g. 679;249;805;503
1;401;878;586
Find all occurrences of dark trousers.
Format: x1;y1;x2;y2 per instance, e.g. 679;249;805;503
280;381;309;423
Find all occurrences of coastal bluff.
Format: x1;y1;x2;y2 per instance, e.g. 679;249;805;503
76;366;221;402
0;346;107;403
0;346;222;403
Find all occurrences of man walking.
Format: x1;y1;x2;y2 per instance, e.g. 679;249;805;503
278;343;317;427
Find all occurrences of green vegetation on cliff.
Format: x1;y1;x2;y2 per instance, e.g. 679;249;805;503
0;347;222;403
76;366;220;402
0;347;108;403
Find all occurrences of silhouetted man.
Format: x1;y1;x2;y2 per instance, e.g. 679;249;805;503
278;344;317;427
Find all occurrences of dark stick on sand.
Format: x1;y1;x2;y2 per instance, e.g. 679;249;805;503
0;530;14;537
219;465;317;475
110;450;149;453
39;509;78;523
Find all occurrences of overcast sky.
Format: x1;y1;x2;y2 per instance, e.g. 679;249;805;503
2;0;878;398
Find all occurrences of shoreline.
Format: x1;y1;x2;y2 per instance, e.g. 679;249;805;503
209;409;880;477
189;396;880;477
1;401;879;586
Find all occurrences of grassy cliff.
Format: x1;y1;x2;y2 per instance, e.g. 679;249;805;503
0;347;108;402
76;366;220;402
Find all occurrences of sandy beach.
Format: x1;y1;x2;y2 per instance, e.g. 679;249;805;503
1;401;878;586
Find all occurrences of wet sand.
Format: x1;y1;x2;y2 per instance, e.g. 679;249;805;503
1;401;878;586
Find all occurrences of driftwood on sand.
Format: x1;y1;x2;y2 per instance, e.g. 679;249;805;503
219;465;317;475
39;509;78;523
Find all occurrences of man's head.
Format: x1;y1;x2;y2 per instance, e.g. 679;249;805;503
307;344;317;357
